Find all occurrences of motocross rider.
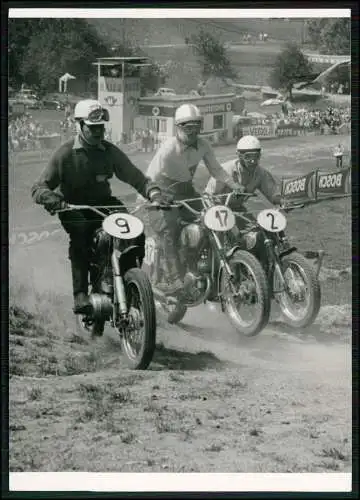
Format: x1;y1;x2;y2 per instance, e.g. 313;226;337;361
31;99;165;315
204;135;286;250
144;103;242;295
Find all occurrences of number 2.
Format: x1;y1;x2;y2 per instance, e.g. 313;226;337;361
267;212;278;230
215;209;228;228
115;217;130;234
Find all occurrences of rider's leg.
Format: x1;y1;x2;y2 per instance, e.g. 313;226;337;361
149;207;183;294
59;210;94;314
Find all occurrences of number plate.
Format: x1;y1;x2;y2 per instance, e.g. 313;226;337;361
144;237;156;265
257;208;287;233
204;205;235;232
102;213;144;240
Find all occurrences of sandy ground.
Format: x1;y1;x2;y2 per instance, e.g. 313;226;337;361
9;133;352;477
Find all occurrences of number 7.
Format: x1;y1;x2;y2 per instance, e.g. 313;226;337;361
215;209;228;227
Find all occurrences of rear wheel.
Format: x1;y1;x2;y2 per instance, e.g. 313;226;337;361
144;240;188;325
120;268;157;370
220;250;271;337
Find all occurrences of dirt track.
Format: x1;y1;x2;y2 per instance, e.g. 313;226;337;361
9;134;352;475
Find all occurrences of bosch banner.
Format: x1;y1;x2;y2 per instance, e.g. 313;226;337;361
281;171;316;203
315;167;351;200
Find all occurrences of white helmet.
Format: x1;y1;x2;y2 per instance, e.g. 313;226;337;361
175;103;202;125
74;99;109;125
236;135;261;152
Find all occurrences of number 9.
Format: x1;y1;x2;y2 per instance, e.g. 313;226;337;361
115;217;130;234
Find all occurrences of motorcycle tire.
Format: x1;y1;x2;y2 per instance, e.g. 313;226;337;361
275;252;321;329
220;249;271;337
121;268;157;370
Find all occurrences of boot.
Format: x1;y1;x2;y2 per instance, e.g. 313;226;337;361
73;292;92;315
71;259;92;315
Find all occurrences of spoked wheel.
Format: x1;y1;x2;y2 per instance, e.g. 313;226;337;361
274;252;321;329
220;250;271;337
144;255;188;326
120;268;156;370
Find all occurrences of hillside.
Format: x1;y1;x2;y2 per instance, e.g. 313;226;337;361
89;18;324;90
89;18;306;47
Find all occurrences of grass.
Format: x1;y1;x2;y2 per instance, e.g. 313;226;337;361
9;360;352;472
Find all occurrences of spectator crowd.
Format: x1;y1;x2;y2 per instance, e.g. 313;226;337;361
246;105;350;135
8;114;48;152
9;103;350;155
276;105;350;133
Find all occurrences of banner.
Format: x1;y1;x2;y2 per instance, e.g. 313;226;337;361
315;167;351;200
242;124;276;139
275;122;303;137
281;171;316;203
281;167;351;205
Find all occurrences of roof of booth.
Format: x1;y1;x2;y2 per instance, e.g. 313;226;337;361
93;57;150;66
140;93;236;103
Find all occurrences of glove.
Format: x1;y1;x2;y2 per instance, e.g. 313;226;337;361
42;192;67;215
148;189;172;207
233;185;245;197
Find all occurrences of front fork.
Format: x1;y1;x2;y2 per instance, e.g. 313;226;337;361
111;249;128;326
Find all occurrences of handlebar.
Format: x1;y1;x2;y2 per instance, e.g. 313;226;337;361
146;191;257;216
56;203;143;217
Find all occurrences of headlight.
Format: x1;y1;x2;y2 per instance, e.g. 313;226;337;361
244;231;257;250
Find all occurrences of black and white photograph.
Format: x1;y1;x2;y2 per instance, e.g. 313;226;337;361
7;7;352;493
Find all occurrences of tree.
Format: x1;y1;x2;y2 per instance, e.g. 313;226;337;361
269;42;314;100
185;29;236;81
9;19;111;93
306;19;350;55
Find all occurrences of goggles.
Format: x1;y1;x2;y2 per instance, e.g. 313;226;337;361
83;107;109;125
237;150;261;163
177;121;202;133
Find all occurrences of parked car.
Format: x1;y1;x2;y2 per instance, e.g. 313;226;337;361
14;93;42;109
41;99;64;111
154;87;176;97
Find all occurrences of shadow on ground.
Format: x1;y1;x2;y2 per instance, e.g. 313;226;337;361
150;343;226;371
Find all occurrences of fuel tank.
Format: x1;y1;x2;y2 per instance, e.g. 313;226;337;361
180;223;205;249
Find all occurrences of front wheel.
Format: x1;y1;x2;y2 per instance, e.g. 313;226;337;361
220;250;271;337
274;252;321;329
120;268;157;369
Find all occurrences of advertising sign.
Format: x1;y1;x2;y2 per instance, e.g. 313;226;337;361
315;167;351;200
242;124;276;139
281;171;316;203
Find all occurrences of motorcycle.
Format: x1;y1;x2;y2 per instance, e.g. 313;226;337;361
57;204;157;370
234;201;324;329
143;191;272;337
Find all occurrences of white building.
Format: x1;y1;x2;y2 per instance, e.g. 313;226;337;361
134;93;236;145
93;56;235;145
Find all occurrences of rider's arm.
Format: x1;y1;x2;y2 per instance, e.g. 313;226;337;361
257;167;283;205
202;141;239;191
144;146;165;182
31;146;62;204
111;144;161;200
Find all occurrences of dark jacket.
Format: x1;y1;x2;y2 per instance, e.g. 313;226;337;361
31;137;158;206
